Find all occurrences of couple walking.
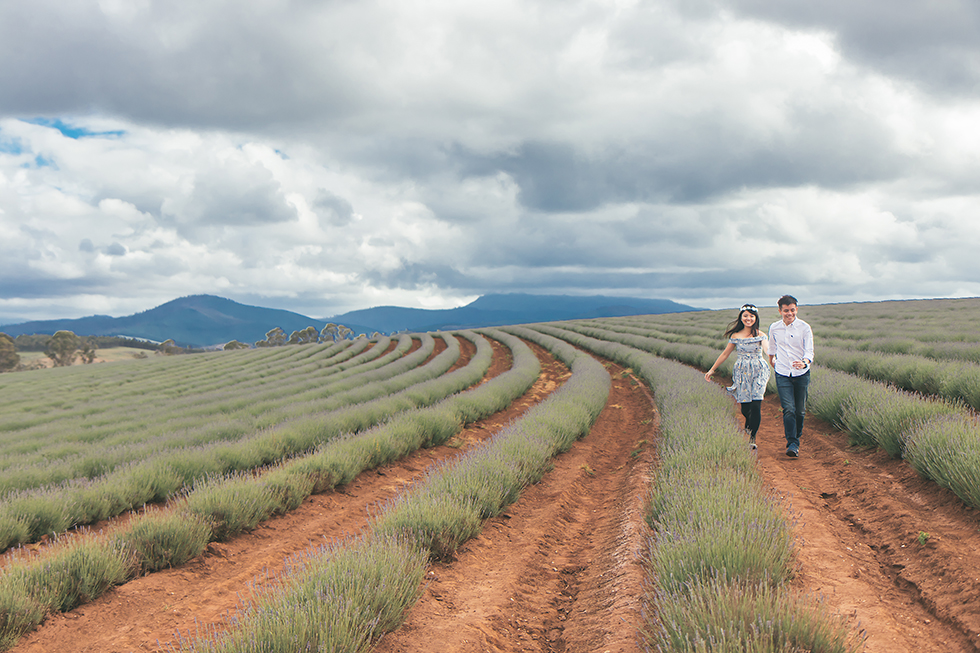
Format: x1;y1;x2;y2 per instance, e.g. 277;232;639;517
704;295;814;457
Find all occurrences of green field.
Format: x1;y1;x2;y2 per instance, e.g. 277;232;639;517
2;298;978;652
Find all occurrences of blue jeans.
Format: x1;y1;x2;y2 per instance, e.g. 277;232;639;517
775;371;810;453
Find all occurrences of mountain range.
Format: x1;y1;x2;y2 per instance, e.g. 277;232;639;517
0;293;698;348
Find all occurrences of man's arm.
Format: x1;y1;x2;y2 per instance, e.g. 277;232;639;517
804;323;815;366
768;323;778;367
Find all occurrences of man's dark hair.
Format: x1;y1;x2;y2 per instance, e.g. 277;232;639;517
777;295;798;308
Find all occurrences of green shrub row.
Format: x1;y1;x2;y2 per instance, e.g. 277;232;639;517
0;336;413;496
808;367;980;509
170;535;429;653
578;315;980;513
806;367;957;456
171;328;609;652
0;330;540;651
0;334;457;552
605;298;980;366
373;325;611;558
577;314;980;518
0;337;359;436
535;324;860;652
903;414;980;509
817;345;980;411
0;338;376;491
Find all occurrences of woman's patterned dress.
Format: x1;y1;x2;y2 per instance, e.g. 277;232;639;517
726;335;770;402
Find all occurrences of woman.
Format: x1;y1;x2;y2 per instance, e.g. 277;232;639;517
704;303;771;449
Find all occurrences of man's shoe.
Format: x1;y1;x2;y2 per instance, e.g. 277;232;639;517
786;449;798;458
749;435;757;450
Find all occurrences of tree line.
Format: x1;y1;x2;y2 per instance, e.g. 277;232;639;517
0;323;363;372
8;334;159;352
225;323;361;350
0;331;101;372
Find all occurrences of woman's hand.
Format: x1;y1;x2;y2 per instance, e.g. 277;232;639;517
704;370;714;381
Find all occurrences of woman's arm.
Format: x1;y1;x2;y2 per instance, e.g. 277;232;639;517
705;342;736;381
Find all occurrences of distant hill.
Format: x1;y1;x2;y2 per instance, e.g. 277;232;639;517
328;293;697;334
0;293;697;348
0;295;323;348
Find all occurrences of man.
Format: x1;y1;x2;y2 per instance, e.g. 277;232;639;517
768;295;814;458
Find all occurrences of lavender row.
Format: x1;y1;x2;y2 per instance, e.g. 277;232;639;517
0;329;541;651
171;329;609;652
0;333;457;552
534;324;860;652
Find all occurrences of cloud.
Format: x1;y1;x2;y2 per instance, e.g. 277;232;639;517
163;159;298;230
720;0;980;97
312;190;354;227
1;0;980;324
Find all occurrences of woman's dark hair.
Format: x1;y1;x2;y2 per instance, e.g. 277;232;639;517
724;303;760;338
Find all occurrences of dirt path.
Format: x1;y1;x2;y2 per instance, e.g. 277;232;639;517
8;337;569;653
751;393;980;653
372;363;657;653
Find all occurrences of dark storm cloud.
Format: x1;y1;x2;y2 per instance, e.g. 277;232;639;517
313;190;354;227
105;242;126;256
720;0;980;96
0;1;364;129
167;162;297;228
457;105;905;213
0;272;113;299
358;261;473;291
234;290;350;321
423;265;811;301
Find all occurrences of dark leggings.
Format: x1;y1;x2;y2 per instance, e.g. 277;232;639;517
740;400;762;436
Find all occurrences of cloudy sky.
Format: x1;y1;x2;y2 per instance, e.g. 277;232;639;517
2;0;979;323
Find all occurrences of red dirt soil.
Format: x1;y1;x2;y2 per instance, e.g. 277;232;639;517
7;348;980;653
751;392;980;653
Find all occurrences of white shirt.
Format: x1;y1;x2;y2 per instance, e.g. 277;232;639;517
769;317;814;377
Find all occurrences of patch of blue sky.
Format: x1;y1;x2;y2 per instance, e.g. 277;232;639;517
23;117;126;139
0;129;24;155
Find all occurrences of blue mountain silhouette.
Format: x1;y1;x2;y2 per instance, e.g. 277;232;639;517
1;293;697;348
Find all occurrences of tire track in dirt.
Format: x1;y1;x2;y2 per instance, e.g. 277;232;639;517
750;393;980;653
372;362;657;653
9;337;569;653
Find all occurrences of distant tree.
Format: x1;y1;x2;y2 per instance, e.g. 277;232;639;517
0;333;19;372
265;327;288;347
157;339;184;355
46;330;80;367
320;323;354;343
254;339;271;348
79;339;98;364
224;340;249;350
288;326;320;345
87;335;158;351
13;334;52;352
